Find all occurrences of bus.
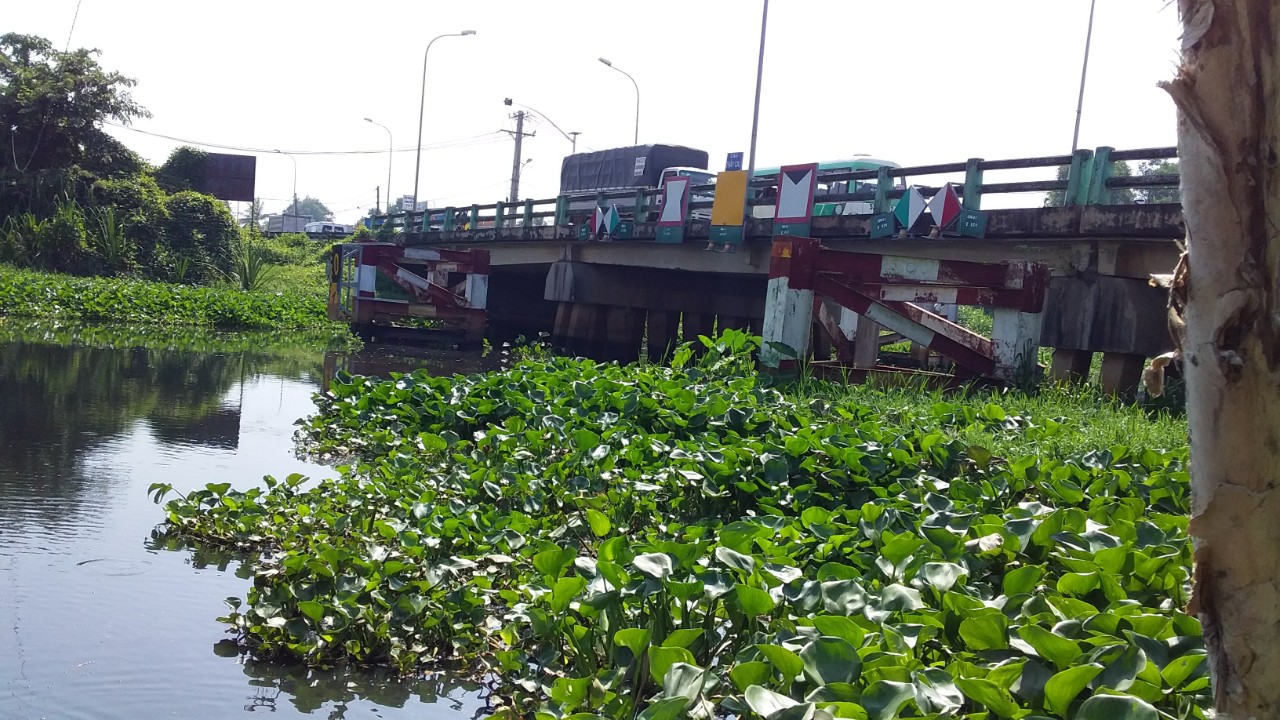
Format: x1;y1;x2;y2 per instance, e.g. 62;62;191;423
749;157;903;218
304;221;355;236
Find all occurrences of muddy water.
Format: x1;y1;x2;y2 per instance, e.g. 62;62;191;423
0;326;496;719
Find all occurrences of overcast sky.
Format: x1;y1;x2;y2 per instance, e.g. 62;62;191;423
10;1;1183;223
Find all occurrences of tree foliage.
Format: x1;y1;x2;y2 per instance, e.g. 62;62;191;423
154;146;209;195
0;33;149;179
0;34;248;285
1044;161;1178;207
286;196;333;222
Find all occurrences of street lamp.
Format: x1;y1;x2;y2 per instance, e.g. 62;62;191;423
1069;0;1098;155
747;0;769;177
413;30;477;211
273;148;298;223
507;99;582;152
598;58;639;146
364;117;393;213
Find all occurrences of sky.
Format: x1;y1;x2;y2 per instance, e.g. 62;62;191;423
9;1;1184;223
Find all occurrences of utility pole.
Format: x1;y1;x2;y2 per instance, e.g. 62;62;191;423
505;110;535;203
375;186;380;216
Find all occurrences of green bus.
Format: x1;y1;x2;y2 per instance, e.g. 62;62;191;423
750;156;902;218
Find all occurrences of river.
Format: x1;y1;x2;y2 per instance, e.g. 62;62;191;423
0;322;497;719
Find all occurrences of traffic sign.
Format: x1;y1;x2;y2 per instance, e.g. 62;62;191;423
725;152;744;171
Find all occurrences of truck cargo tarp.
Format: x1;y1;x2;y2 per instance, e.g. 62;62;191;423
560;144;709;194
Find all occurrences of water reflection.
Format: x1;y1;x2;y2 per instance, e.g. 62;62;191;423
322;342;501;390
0;321;489;719
229;655;489;718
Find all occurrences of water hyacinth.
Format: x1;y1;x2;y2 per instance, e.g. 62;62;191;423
152;330;1205;720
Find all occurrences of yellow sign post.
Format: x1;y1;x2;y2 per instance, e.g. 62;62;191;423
709;170;749;250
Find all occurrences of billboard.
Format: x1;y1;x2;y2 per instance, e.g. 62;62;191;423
200;153;256;202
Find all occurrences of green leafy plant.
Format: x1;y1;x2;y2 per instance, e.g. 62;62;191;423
226;231;279;292
151;329;1202;720
89;205;132;272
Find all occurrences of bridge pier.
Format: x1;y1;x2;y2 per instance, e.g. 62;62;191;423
645;310;679;362
1100;352;1146;398
1050;349;1094;384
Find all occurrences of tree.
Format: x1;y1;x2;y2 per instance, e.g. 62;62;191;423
286;196;332;222
1044;161;1136;206
1135;159;1180;204
239;198;266;232
154;146;208;194
1162;0;1280;715
0;33;149;175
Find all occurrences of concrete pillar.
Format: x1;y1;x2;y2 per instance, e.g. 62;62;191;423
991;308;1044;385
552;301;573;346
681;312;715;348
718;315;753;333
1050;349;1093;384
559;302;607;358
852;318;881;369
646;310;679;362
603;306;645;362
760;237;820;370
1100;352;1146;397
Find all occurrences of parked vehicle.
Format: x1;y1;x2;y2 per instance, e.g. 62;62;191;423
303;221;355;236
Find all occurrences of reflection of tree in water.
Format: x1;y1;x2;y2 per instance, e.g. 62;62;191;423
0;326;327;527
216;643;489;718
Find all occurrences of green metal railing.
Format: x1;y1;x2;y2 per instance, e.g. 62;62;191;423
367;145;1179;238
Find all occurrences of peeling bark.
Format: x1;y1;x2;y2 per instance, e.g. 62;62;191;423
1163;0;1280;716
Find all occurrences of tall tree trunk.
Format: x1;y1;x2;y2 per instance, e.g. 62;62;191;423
1164;1;1280;715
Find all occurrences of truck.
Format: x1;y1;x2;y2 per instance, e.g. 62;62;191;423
263;213;311;234
559;144;713;224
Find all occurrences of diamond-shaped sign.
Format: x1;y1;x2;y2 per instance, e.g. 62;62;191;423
927;184;962;228
595;205;619;236
894;186;927;231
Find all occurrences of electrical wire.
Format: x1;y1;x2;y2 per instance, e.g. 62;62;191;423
103;121;508;156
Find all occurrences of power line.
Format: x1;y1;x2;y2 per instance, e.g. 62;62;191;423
103;121;507;156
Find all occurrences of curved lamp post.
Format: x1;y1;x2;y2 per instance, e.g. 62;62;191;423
364;117;393;213
273;148;298;221
412;30;477;210
598;58;639;145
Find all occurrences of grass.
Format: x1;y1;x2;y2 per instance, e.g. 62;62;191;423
795;376;1186;459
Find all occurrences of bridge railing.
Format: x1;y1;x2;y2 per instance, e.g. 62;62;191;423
367;145;1180;238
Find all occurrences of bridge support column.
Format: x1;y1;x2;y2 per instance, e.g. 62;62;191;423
1050;349;1093;384
681;312;715;349
991;308;1044;384
603;307;645;362
553;302;607;357
1100;352;1145;397
761;237;820;370
853;318;882;369
646;310;679;362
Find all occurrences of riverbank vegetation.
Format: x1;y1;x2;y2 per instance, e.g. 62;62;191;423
0;265;339;331
153;331;1199;720
1;32;343;325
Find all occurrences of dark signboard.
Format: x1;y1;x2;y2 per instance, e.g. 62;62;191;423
200;153;256;202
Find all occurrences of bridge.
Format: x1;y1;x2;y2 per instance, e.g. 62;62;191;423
336;145;1183;395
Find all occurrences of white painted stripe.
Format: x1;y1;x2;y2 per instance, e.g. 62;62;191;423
880;256;941;282
863;302;937;347
395;267;432;292
357;265;376;293
876;287;959;304
466;274;489;310
403;248;442;261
